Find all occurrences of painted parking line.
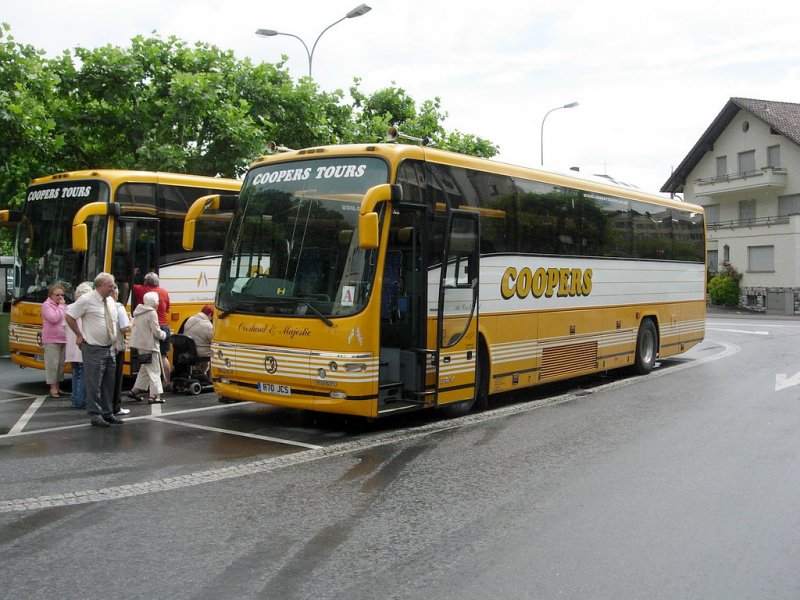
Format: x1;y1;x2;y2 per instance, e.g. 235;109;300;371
0;388;42;397
1;400;318;453
151;416;322;449
8;395;47;434
2;401;239;437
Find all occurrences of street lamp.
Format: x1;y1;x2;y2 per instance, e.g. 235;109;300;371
255;4;372;78
540;101;579;166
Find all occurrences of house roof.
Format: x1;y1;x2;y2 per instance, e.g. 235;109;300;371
661;97;800;194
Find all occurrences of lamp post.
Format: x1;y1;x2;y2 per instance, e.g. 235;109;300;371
540;101;579;166
255;4;371;78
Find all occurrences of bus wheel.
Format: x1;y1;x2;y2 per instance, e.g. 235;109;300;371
632;319;658;375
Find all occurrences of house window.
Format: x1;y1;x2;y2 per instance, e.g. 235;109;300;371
705;204;720;224
778;194;800;216
748;245;774;272
723;244;730;263
739;198;756;223
716;156;727;178
738;150;756;175
707;250;718;272
768;145;781;168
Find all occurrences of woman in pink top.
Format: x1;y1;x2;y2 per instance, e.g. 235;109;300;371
42;283;68;398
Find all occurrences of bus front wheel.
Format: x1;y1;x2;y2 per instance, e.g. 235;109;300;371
632;319;658;375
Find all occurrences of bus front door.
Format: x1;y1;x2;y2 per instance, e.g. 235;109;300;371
377;207;430;413
435;210;480;411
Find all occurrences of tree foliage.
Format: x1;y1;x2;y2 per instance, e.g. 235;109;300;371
708;263;741;307
0;24;498;211
0;23;63;207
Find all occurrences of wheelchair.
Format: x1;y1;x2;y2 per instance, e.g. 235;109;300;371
170;333;213;395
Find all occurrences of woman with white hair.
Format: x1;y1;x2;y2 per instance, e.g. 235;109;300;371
128;291;167;403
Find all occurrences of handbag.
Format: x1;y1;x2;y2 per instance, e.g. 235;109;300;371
137;351;153;364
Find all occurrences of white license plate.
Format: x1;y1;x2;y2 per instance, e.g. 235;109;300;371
34;354;44;362
258;382;291;396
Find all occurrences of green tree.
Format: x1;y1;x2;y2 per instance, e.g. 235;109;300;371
0;23;63;208
0;26;498;213
707;263;741;307
349;79;499;158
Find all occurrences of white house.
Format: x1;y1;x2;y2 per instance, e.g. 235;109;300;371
662;97;800;314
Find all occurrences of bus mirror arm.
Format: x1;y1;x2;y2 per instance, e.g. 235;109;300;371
71;202;118;252
183;194;222;251
358;184;403;249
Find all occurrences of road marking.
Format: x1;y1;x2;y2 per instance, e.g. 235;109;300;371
152;417;323;449
2;401;244;438
710;320;800;328
707;327;769;335
0;388;41;399
775;371;800;391
0;395;39;404
8;395;46;434
0;341;739;513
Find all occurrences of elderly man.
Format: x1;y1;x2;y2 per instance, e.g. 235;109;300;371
65;272;122;428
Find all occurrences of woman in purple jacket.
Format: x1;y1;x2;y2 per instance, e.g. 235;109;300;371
42;283;68;398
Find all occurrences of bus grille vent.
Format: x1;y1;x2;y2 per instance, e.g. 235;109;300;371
540;341;598;379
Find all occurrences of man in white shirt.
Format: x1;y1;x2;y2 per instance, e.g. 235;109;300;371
65;272;121;428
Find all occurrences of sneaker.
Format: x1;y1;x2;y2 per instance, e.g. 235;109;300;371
115;408;131;416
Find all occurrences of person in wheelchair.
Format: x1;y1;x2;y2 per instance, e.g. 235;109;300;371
182;305;213;374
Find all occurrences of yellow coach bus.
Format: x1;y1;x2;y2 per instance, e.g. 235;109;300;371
183;141;705;418
0;170;240;370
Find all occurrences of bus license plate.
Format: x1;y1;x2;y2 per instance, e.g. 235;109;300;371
258;382;291;396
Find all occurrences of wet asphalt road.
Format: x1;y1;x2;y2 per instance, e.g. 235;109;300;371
2;311;800;599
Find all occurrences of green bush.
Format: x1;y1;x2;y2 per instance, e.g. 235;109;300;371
708;274;739;307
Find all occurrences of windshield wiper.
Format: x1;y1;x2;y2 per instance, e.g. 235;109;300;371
267;297;334;327
296;298;334;327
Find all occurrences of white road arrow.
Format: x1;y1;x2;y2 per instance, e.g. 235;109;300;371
775;372;800;391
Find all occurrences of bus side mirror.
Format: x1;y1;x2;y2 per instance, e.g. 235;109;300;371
73;224;89;252
183;194;223;251
358;213;379;249
357;184;402;249
72;202;118;252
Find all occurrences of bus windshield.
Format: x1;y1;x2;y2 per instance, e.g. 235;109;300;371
14;180;109;302
218;157;389;321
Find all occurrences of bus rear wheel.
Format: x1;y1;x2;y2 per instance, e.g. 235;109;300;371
632;319;658;375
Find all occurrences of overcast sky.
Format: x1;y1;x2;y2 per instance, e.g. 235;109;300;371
5;0;800;194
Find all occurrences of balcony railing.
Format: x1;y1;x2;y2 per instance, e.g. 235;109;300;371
707;215;791;230
694;166;787;197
